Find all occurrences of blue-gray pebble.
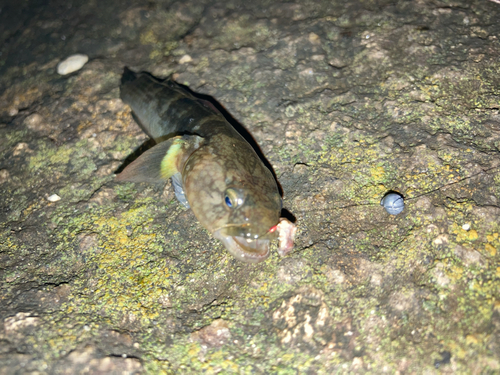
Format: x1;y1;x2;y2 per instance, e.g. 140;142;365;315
380;193;404;215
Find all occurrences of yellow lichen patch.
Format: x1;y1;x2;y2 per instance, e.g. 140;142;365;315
467;230;479;241
29;144;71;171
465;334;484;346
453;224;479;243
446;340;467;360
446;264;464;282
22;201;44;220
465;334;487;345
370;166;385;181
60;204;178;324
486;233;499;242
485;233;499;257
187;344;200;358
485;243;497;257
140;29;159;45
313;141;397;203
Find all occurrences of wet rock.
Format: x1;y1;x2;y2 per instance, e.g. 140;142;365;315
0;169;9;184
53;346;142;374
190;319;231;348
12;143;33;156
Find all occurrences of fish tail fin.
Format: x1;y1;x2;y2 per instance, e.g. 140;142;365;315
120;68;169;139
119;68;215;140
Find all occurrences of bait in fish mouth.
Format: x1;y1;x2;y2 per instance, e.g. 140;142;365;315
116;67;296;263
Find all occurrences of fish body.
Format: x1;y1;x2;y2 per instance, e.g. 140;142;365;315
117;68;283;262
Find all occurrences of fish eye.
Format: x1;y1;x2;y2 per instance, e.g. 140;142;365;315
224;188;244;209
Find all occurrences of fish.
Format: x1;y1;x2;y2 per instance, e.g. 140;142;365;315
116;67;295;263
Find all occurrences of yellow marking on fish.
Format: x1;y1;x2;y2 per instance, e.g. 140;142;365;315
160;139;183;178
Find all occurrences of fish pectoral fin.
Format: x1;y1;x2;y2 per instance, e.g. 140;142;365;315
116;135;203;183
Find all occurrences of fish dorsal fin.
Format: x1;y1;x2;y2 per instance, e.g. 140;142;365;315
116;135;203;183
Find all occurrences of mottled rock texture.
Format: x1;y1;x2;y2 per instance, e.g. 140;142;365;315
1;0;499;373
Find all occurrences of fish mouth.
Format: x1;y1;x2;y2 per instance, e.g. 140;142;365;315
213;225;278;263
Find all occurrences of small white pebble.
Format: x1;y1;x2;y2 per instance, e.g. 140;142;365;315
462;223;470;231
179;54;192;64
8;107;19;116
0;169;9;184
57;54;89;75
47;194;61;202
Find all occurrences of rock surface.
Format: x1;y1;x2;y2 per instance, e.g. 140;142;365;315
0;0;499;373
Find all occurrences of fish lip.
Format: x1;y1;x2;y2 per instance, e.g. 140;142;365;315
213;230;271;263
213;223;279;241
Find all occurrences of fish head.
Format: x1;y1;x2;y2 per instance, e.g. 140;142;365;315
212;184;282;263
183;148;282;263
